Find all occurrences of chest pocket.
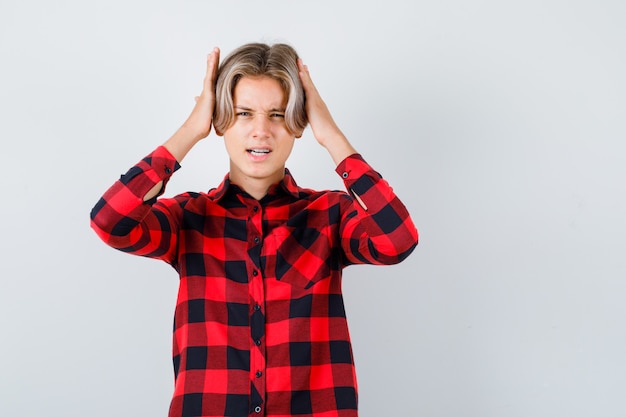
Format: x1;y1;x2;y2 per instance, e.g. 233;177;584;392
265;225;333;289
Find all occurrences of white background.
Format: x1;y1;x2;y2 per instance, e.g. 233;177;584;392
1;1;625;416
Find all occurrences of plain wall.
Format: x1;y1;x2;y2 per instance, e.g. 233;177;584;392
1;1;625;416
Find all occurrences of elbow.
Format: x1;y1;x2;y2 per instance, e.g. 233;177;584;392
89;198;141;248
367;232;418;265
389;224;419;264
395;238;418;263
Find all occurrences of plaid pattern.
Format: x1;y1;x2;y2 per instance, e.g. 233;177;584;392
90;146;418;417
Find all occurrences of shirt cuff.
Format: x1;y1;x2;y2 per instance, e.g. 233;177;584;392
151;145;181;181
335;153;381;184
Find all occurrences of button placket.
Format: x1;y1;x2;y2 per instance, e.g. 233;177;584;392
247;198;266;413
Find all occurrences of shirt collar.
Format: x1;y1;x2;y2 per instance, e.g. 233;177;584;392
210;168;301;202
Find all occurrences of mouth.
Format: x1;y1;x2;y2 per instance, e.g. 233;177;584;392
247;148;271;156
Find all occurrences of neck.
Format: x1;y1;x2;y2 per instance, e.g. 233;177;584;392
238;181;272;200
229;169;285;200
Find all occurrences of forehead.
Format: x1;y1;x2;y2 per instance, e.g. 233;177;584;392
233;76;286;108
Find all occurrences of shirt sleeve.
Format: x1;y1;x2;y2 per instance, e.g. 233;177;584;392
89;146;183;265
335;153;418;266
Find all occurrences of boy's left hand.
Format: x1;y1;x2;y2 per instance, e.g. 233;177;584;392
298;59;357;165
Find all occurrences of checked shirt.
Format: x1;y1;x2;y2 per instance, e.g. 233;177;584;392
90;146;418;417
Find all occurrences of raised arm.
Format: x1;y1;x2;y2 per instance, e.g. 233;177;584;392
298;59;418;265
91;48;221;261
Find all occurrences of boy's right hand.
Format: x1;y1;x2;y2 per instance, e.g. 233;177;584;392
162;47;220;164
182;47;221;140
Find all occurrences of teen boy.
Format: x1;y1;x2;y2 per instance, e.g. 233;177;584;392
91;43;418;417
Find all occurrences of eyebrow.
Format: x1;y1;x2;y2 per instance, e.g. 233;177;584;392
235;105;286;112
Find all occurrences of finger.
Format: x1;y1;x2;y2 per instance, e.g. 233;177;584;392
206;47;220;80
211;47;220;80
297;58;311;85
203;47;220;90
297;57;309;72
298;60;319;97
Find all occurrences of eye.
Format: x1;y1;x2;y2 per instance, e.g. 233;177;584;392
269;113;285;118
236;111;251;117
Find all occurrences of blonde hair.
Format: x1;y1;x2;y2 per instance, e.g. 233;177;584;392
214;43;307;136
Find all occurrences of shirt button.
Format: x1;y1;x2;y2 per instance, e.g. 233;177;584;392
253;206;259;212
254;406;262;413
342;171;349;178
254;236;260;244
252;270;258;276
165;167;172;174
254;304;261;311
256;370;263;378
255;339;261;346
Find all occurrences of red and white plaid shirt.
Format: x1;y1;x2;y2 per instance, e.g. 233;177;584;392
91;146;418;417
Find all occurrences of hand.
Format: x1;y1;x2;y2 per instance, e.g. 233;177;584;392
163;47;220;163
182;47;220;140
298;59;357;165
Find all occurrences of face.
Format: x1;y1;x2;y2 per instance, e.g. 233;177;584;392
222;76;297;194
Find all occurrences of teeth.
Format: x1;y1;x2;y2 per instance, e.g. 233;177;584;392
249;149;270;155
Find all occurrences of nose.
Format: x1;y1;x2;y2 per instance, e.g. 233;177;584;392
251;115;271;139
